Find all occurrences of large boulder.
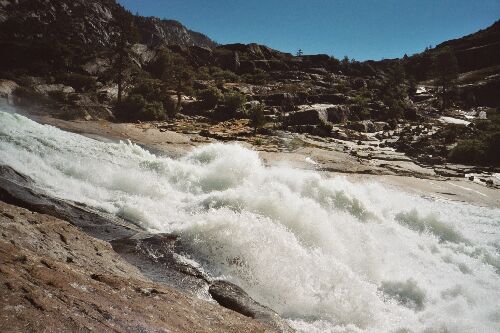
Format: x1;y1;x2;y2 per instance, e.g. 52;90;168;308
373;121;389;132
131;43;157;64
34;84;75;95
310;93;348;104
83;58;111;75
263;92;296;106
0;80;18;102
111;233;209;294
348;120;376;133
326;105;350;123
188;45;214;66
0;165;136;241
285;108;328;126
349;121;388;133
209;280;293;333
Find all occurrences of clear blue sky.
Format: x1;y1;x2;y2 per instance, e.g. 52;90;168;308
117;0;500;61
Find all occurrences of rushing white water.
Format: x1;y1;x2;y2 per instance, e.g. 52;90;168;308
1;109;499;333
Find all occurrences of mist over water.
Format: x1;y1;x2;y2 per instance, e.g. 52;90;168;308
1;110;499;333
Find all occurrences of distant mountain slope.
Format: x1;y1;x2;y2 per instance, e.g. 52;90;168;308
404;20;500;80
434;20;500;73
0;0;216;49
135;17;217;48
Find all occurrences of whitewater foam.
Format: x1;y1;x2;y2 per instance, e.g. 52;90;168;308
1;110;499;332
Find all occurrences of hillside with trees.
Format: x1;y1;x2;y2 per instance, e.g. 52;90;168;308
0;0;498;168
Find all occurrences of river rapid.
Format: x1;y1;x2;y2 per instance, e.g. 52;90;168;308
1;108;499;333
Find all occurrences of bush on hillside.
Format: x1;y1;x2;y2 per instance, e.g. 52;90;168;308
447;134;500;166
129;79;164;102
248;103;266;134
448;139;487;164
47;90;68;103
13;86;48;106
57;73;96;92
211;67;239;83
242;69;270;85
224;91;246;113
198;86;223;109
115;94;165;122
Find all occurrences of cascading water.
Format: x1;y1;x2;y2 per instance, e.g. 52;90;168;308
1;109;499;333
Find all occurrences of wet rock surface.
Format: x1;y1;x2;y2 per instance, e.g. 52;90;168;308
209;280;294;333
0;165;293;332
0;165;138;241
110;233;211;297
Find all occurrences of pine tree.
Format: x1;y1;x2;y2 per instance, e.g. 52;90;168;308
110;9;139;105
149;50;194;116
380;61;408;120
434;47;459;111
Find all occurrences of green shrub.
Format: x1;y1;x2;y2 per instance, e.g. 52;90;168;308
127;79;177;116
211;67;239;83
140;101;165;121
242;69;270;85
485;132;500;165
444;109;500;166
224;91;246;113
318;119;333;133
47;90;67;103
115;94;165;122
57;73;96;92
334;81;351;94
248;103;266;134
163;95;177;116
115;94;145;121
196;66;212;80
129;79;164;102
441;125;461;144
448;139;487;165
198;86;223;109
350;94;371;120
13;86;48;106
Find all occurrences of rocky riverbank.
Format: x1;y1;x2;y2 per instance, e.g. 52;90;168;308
0;200;283;333
0;162;292;332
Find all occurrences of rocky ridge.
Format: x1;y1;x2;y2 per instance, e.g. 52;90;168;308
0;0;216;49
1;1;499;173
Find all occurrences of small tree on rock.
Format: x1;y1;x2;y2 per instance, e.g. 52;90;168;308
248;104;266;135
